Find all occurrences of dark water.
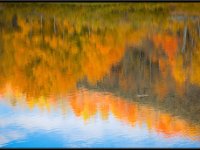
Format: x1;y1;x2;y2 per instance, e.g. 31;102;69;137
0;3;200;148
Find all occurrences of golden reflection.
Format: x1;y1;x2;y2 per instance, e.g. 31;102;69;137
69;89;200;141
0;3;200;143
0;16;128;98
1;4;200;100
1;87;200;141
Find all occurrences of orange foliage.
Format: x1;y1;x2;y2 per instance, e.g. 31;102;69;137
1;82;200;141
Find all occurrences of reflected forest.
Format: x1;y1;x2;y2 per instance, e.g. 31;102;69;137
0;3;200;148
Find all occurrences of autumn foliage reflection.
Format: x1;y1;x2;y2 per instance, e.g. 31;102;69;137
1;87;200;141
0;3;200;142
1;4;200;99
64;89;200;141
0;16;128;98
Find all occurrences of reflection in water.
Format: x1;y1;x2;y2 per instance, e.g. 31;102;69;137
68;88;200;140
0;88;200;147
0;3;200;148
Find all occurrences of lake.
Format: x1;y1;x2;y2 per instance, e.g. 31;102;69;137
0;3;200;148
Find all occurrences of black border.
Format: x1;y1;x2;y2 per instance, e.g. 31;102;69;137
0;0;200;2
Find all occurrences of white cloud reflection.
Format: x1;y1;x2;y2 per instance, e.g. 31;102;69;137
0;101;199;148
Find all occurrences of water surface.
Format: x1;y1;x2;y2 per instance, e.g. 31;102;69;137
0;3;200;148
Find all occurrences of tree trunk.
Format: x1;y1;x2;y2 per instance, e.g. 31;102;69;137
40;15;43;32
53;16;56;34
198;19;200;38
149;54;152;86
182;24;187;53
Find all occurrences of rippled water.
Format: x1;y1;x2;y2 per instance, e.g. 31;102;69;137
0;3;200;148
